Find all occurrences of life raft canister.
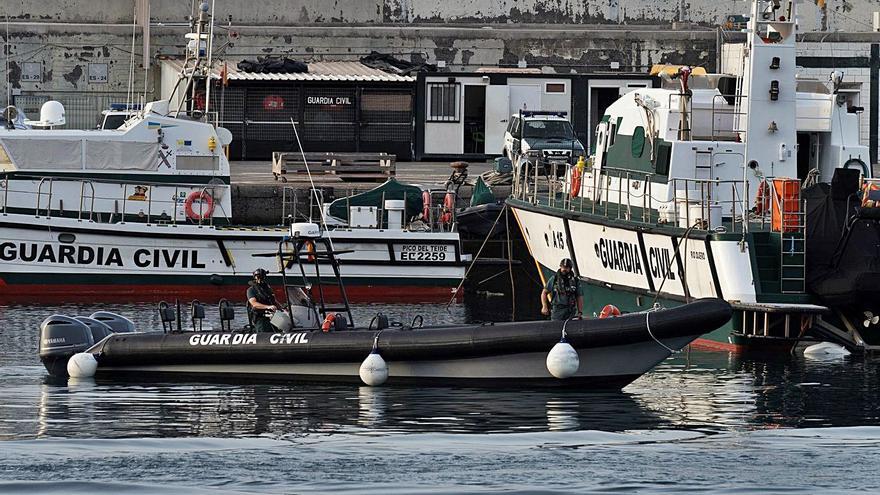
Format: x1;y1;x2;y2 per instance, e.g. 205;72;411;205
184;190;215;221
321;313;336;332
599;304;621;319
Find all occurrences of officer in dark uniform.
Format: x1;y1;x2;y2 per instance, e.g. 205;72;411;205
247;268;278;333
541;258;584;321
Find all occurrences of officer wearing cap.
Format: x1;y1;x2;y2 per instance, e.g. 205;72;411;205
247;268;278;333
541;258;583;321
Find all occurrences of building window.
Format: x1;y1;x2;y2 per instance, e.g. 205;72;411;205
427;82;460;122
545;82;566;94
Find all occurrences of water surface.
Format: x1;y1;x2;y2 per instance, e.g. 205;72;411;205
2;302;880;493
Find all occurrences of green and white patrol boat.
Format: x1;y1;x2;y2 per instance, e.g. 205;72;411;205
509;0;879;352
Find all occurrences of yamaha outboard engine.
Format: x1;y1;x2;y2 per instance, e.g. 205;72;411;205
39;315;94;376
88;312;136;333
74;316;115;342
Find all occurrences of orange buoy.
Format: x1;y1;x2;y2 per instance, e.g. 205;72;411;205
599;304;621;319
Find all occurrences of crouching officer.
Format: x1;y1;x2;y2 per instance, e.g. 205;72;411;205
247;268;279;333
541;258;584;321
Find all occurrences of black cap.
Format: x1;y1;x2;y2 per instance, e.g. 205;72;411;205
253;268;268;279
559;258;573;268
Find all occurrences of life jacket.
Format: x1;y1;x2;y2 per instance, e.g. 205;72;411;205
552;271;578;307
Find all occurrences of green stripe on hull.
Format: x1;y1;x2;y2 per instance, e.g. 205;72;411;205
0;272;460;287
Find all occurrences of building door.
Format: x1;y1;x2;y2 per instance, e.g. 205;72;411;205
463;85;487;154
589;87;620;152
484;85;510;155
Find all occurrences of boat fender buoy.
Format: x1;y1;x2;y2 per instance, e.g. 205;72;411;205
184;190;215;221
67;352;98;378
321;313;336;333
803;342;851;358
303;240;316;262
570;167;582;198
360;349;388;386
599;304;621;319
546;337;579;379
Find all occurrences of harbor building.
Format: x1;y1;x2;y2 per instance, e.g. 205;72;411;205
2;1;879;163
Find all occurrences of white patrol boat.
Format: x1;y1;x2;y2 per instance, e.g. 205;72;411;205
0;4;466;303
509;0;880;352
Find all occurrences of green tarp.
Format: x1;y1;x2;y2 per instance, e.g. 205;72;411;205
470;176;495;207
327;178;424;222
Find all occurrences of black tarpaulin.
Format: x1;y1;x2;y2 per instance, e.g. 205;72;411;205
804;182;880;306
237;56;309;74
359;52;437;76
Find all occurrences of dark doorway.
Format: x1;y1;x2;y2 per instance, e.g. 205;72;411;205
796;132;814;180
463;85;486;154
589;87;620;151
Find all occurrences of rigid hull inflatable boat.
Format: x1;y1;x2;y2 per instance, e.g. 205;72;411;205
38;223;732;389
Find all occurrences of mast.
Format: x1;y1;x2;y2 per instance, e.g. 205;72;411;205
739;0;799;214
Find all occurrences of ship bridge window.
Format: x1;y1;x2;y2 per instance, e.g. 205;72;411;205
632;126;646;158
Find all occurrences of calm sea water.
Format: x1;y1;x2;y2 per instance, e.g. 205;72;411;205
2;300;880;493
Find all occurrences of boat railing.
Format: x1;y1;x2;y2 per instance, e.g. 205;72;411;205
9;175;227;226
709;94;747;142
667;176;747;232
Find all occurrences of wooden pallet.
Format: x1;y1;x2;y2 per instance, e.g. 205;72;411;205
272;152;396;183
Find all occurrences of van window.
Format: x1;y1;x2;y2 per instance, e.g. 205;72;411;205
512;118;521;139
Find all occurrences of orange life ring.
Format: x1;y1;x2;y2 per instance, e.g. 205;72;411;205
570;167;582;198
184;190;215;220
754;181;770;215
599;304;621;319
422;190;431;220
321;313;336;332
440;191;455;225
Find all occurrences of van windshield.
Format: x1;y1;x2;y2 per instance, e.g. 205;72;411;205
523;120;574;140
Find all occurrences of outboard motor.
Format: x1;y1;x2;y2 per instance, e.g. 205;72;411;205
74;316;115;342
39;315;94;376
88;311;136;333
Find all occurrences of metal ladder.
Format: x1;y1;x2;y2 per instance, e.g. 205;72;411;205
779;198;806;293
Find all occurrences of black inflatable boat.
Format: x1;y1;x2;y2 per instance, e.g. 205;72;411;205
38;224;732;389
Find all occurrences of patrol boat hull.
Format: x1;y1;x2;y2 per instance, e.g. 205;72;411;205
39;298;731;388
0;214;466;303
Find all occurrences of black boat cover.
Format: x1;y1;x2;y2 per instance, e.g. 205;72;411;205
803;181;880;307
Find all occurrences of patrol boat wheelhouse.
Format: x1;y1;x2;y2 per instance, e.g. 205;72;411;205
0;4;466;303
509;0;879;352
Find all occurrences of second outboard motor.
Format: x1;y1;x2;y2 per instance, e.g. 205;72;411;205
39;315;94;376
89;312;136;333
74;316;115;342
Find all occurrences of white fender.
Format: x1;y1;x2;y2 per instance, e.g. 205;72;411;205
67;353;98;378
359;351;388;386
546;340;579;379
